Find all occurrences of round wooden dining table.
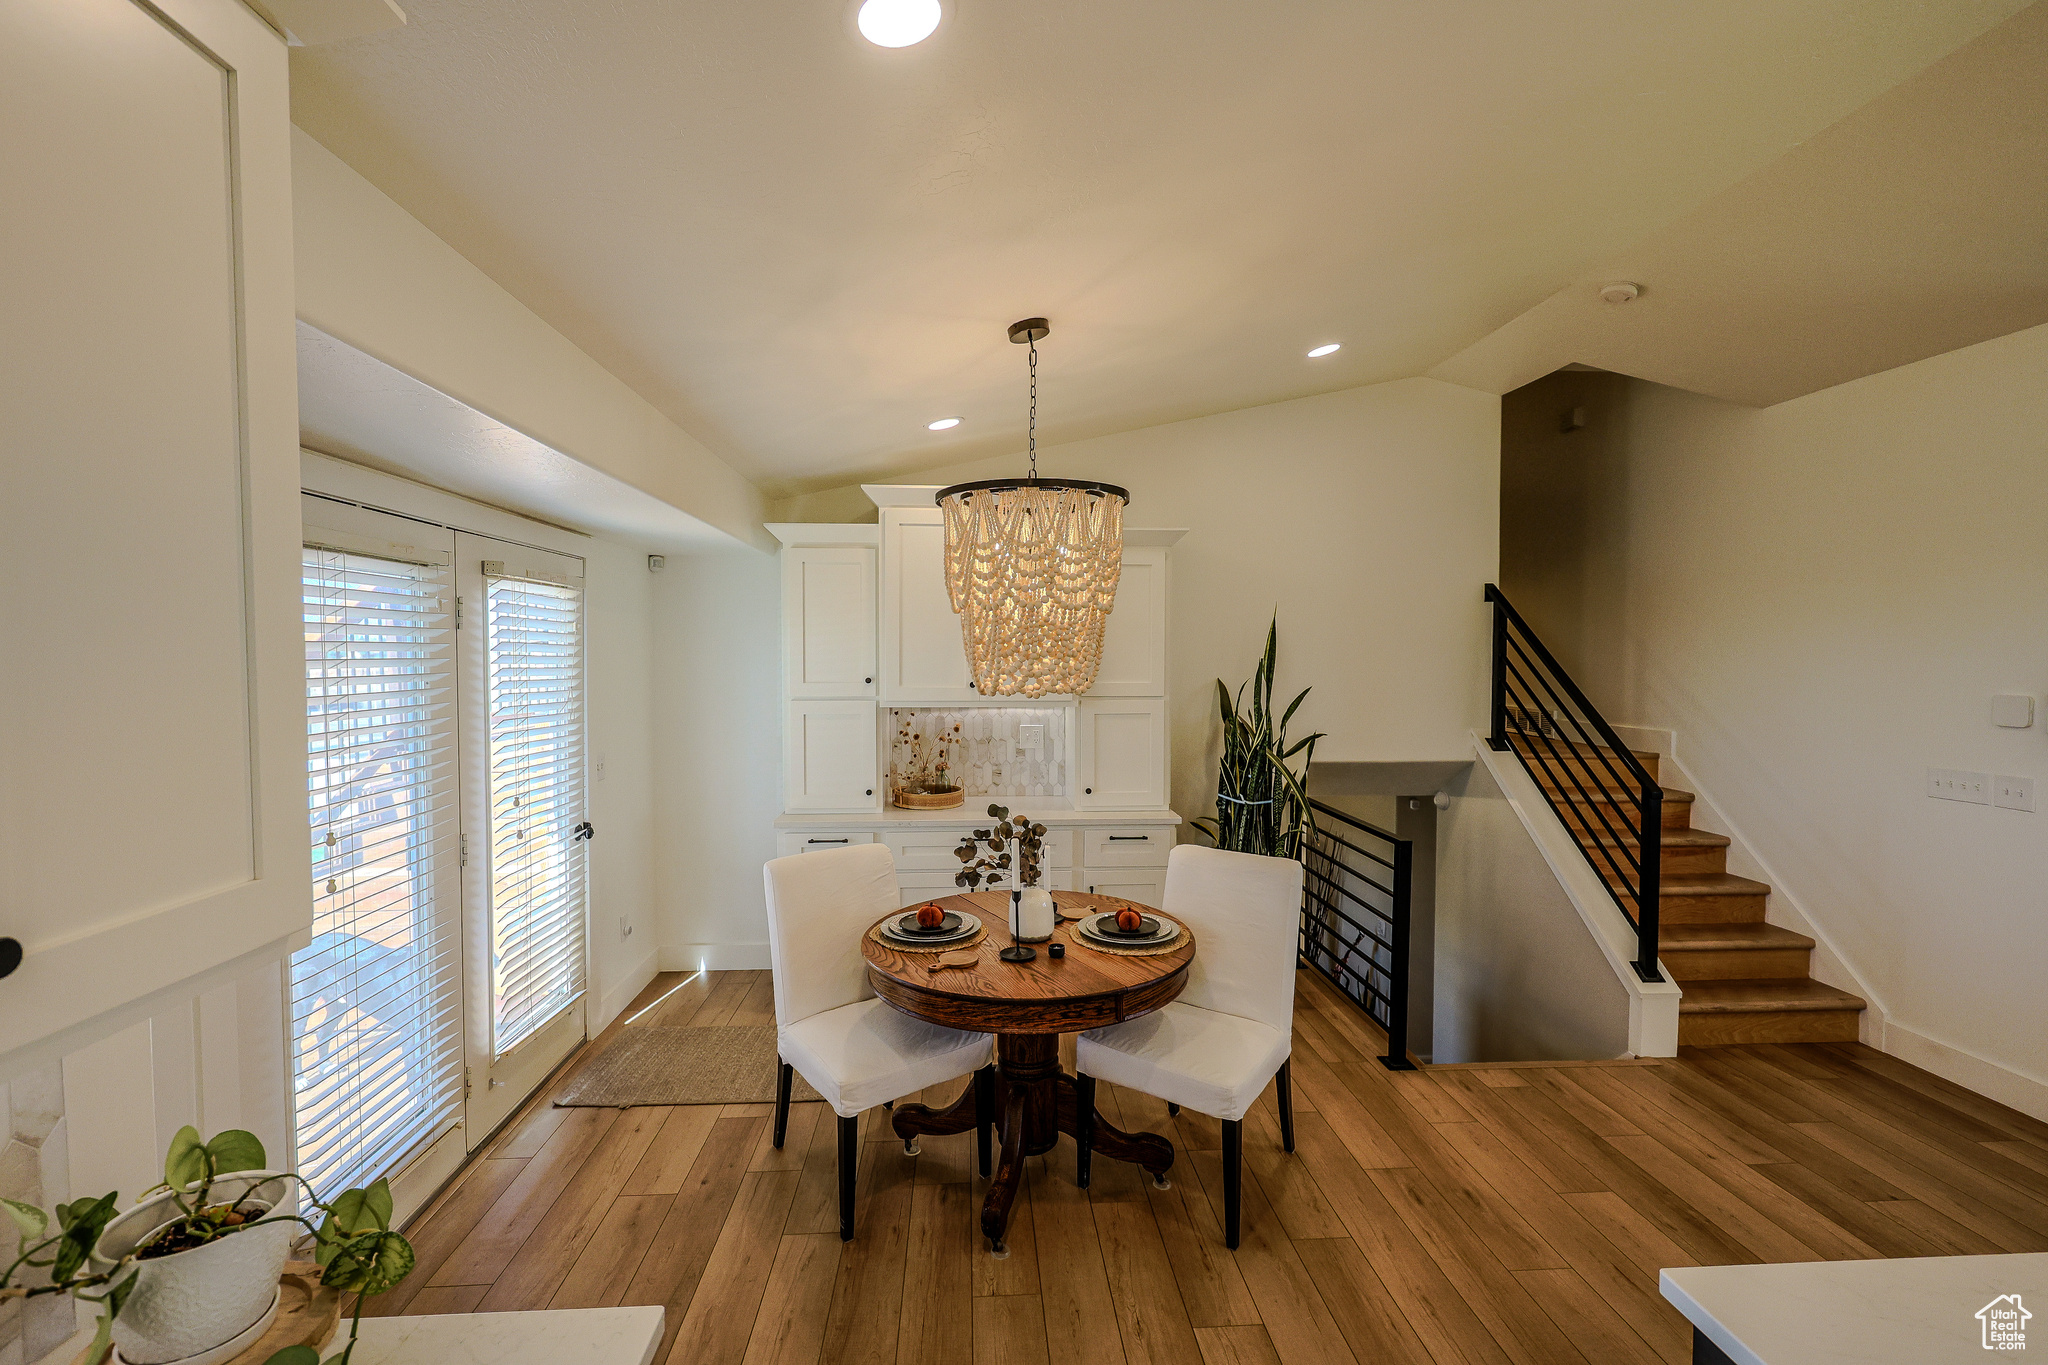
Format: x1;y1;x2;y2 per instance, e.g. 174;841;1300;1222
862;889;1196;1254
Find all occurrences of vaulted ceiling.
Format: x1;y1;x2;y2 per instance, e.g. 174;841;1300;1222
291;0;2033;495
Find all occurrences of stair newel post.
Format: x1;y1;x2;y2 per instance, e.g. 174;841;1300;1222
1486;586;1509;752
1378;836;1417;1070
1634;780;1664;983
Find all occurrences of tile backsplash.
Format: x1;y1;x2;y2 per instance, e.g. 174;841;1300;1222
890;708;1068;799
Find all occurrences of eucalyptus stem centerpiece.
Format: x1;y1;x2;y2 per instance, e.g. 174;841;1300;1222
1190;615;1325;860
955;804;1054;958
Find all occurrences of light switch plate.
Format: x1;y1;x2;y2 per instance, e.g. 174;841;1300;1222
1994;775;2036;812
1927;768;1992;804
1992;694;2036;729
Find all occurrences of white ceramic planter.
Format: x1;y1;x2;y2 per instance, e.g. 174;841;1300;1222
92;1171;297;1365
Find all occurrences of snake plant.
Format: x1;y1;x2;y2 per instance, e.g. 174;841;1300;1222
1190;616;1324;859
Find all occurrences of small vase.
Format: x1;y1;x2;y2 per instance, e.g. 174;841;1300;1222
1011;885;1056;943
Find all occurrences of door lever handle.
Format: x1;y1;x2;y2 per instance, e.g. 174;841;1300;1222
574;821;595;841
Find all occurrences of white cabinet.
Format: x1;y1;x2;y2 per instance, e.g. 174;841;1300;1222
1075;699;1168;810
784;701;880;812
1089;547;1167;697
774;831;878;858
783;546;876;697
1077;868;1168;907
0;0;308;1055
879;506;981;702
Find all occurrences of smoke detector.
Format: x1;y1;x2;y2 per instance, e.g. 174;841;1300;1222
1599;281;1642;305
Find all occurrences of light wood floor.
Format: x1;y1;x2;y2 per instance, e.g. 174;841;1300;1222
372;967;2048;1365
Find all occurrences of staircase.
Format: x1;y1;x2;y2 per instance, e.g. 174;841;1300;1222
1526;737;1867;1045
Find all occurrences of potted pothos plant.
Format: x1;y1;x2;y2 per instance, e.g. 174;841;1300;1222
1;1126;414;1365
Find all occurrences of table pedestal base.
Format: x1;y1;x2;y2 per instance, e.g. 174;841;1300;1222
890;1032;1175;1251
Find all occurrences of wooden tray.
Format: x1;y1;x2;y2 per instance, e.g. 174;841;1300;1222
81;1263;342;1365
893;787;965;809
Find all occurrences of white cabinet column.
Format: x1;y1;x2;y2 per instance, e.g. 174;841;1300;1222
1074;699;1169;810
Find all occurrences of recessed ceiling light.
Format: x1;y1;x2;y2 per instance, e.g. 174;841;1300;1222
927;417;961;431
1307;343;1342;358
858;0;941;47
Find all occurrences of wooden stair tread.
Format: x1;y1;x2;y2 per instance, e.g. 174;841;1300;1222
1549;785;1694;806
1586;826;1730;850
1660;873;1771;897
1678;979;1866;1014
1660;923;1813;952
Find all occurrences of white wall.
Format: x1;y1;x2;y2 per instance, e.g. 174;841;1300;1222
650;547;783;969
1434;756;1633;1063
1535;322;2048;1115
290;126;770;551
785;379;1501;827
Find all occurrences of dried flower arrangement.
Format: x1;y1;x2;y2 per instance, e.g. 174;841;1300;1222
892;718;964;798
954;805;1047;890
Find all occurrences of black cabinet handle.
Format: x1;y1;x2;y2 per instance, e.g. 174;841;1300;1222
866;788;874;796
865;677;873;684
1108;835;1149;841
1084;787;1092;794
809;837;849;845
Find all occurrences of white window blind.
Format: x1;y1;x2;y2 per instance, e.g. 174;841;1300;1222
293;546;461;1196
484;569;588;1057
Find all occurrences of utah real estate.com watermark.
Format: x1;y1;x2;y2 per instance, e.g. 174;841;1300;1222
1979;1295;2031;1351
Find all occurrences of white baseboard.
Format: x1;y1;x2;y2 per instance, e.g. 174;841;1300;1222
660;942;772;972
1879;1018;2048;1125
594;947;662;1032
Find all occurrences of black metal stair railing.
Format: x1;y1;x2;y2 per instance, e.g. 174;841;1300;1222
1484;584;1664;982
1298;799;1414;1070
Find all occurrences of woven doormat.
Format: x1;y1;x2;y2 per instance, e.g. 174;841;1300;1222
555;1026;821;1108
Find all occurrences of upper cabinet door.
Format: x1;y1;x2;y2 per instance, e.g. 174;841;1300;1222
1088;548;1167;697
879;507;982;703
784;547;876;697
1074;699;1169;811
0;0;305;1058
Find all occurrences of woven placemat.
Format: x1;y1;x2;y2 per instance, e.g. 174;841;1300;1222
1068;914;1187;958
868;912;986;953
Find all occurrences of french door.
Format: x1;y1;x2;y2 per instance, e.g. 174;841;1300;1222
291;506;591;1211
456;533;590;1143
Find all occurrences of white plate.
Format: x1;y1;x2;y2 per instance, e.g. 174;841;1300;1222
1077;912;1179;947
880;911;982;946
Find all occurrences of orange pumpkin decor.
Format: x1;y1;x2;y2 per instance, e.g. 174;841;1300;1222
916;901;947;929
1115;905;1144;933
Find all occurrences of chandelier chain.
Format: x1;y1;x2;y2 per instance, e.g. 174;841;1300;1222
1027;338;1038;480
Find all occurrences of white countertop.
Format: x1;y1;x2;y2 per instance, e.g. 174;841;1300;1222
349;1306;663;1365
1662;1254;2048;1364
776;803;1183;828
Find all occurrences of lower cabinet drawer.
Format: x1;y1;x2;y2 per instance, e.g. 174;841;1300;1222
887;828;975;870
1081;827;1171;868
898;870;967;894
1076;867;1167;907
776;830;878;858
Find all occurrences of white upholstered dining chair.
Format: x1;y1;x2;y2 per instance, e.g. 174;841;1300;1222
1074;843;1304;1248
763;842;994;1240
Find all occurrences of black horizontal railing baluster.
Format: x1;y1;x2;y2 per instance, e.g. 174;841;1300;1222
1298;799;1414;1069
1483;586;1663;983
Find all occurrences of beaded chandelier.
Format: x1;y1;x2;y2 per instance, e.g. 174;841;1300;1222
937;320;1129;699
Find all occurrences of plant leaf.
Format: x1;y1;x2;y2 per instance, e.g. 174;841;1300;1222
2;1198;47;1244
164;1126;206;1191
204;1130;266;1177
319;1230;415;1295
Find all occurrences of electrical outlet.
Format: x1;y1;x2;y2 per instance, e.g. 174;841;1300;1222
594;753;608;782
1926;768;1992;804
1018;723;1045;758
1994;775;2036;813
